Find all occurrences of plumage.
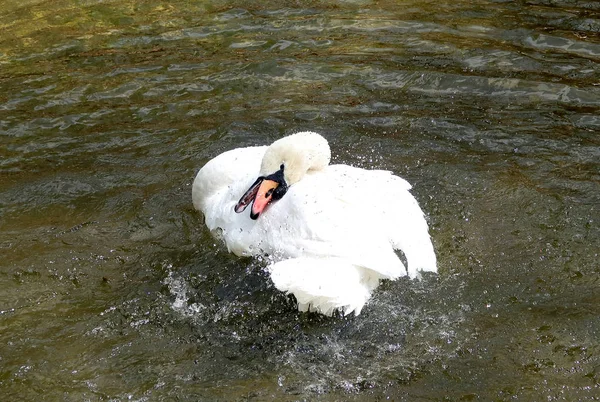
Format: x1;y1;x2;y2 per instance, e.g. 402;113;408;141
192;131;437;316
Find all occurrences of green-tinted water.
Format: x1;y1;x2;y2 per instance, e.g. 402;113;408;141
1;0;599;400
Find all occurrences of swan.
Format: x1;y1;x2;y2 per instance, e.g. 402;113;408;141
192;131;437;316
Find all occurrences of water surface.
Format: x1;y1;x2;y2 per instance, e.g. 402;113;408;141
1;0;599;400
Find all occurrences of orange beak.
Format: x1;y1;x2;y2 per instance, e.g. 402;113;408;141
235;164;288;220
234;178;280;220
250;179;279;220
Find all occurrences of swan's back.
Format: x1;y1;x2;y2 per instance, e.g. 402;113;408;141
262;164;436;279
259;164;436;315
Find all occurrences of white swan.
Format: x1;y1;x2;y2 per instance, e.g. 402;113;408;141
192;131;437;316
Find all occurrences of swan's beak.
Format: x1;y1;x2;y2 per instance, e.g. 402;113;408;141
234;178;280;220
235;164;287;220
249;179;279;220
234;177;261;214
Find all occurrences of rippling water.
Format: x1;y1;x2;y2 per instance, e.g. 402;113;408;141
1;0;599;399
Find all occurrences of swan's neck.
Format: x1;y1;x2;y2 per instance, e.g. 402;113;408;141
260;132;331;185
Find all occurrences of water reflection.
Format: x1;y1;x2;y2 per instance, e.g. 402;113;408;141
1;0;599;400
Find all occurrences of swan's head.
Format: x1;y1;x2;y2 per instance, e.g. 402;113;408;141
234;131;331;220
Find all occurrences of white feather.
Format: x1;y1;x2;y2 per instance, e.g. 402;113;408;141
192;132;437;316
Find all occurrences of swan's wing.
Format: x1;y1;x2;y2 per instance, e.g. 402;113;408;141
383;179;437;277
245;166;382;278
324;165;436;277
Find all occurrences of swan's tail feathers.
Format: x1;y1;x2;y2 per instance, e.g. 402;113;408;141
269;257;380;316
385;183;438;279
403;238;437;279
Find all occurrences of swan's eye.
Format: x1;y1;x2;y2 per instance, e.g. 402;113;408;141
265;188;275;198
272;185;287;200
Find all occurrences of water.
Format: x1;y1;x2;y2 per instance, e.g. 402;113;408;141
1;0;599;399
